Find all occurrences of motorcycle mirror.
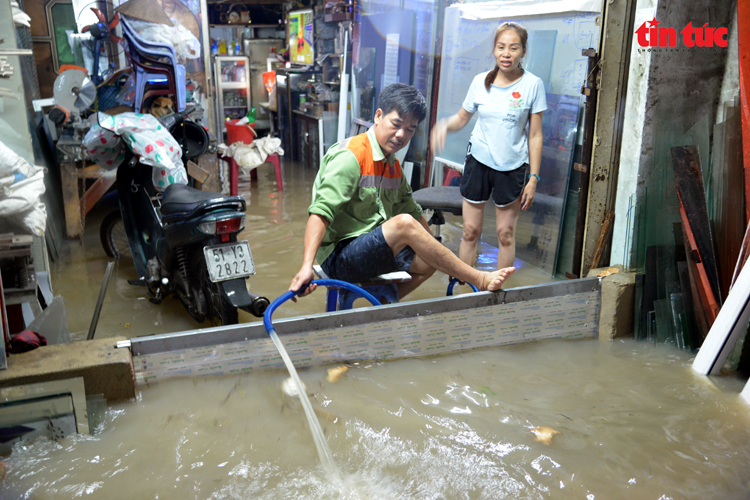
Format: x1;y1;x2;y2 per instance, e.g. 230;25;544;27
157;112;180;131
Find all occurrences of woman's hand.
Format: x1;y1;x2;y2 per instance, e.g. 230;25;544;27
430;109;474;155
520;177;537;211
430;119;449;155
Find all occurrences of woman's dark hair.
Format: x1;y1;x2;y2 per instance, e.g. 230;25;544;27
484;22;528;91
377;83;427;123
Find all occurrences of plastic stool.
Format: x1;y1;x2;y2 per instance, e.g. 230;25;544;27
337;284;399;310
313;265;411;311
223;153;283;195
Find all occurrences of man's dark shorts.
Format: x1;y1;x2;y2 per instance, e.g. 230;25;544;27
321;225;416;283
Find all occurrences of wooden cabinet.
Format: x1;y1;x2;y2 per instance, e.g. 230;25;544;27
294;111;321;169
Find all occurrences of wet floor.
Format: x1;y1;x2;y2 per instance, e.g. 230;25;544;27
50;159;557;341
2;339;750;499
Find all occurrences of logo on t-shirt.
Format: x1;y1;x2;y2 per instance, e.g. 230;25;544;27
509;91;524;109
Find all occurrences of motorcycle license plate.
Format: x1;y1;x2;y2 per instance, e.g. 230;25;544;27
204;241;256;282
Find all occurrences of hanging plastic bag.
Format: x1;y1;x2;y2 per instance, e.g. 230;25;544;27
84;112;188;191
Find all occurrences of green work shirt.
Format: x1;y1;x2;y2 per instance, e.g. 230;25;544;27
308;127;423;264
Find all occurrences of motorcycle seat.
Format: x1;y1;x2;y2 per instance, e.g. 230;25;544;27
161;183;246;222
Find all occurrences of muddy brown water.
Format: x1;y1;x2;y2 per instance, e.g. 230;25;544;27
49;159;553;340
2;340;750;499
4;160;744;499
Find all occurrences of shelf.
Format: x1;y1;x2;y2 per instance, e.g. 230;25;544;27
223;105;248;108
324;12;354;22
217;82;249;89
210;24;281;28
293;109;322;119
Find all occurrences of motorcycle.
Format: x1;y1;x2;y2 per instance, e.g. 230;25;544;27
97;109;269;325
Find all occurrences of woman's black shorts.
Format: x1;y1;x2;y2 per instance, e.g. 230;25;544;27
460;154;528;207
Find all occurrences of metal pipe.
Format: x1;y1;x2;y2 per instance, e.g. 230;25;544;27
87;261;115;340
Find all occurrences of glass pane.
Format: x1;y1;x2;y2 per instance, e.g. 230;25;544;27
219;60;248;83
354;47;377;121
634;273;645;340
669;293;686;350
86;395;107;435
223;89;248;109
654;299;675;345
434;9;600;276
355;0;440;170
513;95;580;274
51;3;76;67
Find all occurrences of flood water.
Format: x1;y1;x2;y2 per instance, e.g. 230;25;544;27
2;339;750;499
21;159;749;499
49;159;555;340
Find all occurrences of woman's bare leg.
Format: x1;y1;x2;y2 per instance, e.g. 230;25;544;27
495;198;521;269
458;199;486;266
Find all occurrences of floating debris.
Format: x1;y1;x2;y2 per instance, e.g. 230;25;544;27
326;365;349;383
530;426;560;445
281;377;306;397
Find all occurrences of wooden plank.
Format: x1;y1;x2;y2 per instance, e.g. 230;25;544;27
60;161;83;239
76;165;109;179
679;205;720;327
187;160;210;184
198;152;220;192
590;210;614;269
83;173;117;215
671;146;722;305
738;0;750;224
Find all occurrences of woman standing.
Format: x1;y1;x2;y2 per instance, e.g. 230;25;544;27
431;22;546;270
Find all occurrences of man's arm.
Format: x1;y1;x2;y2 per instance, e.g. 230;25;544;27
289;213;329;299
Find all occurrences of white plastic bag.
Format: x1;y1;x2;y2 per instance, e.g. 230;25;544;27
221;137;284;174
84;112;188;191
0;140;46;236
127;18;200;64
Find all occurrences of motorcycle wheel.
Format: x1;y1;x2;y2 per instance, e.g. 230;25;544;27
195;251;238;326
100;210;131;259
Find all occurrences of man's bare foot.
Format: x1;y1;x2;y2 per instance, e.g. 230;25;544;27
478;267;515;291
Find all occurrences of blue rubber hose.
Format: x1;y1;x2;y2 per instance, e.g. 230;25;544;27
447;277;479;296
264;279;383;333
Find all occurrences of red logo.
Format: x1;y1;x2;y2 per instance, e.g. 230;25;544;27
512;92;521;99
636;18;728;48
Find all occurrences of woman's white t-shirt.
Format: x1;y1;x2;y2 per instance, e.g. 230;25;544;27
462;70;547;172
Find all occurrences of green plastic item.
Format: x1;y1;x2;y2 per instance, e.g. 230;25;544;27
246;107;256;124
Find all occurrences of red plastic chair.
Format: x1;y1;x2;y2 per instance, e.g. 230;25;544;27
222;153;283;194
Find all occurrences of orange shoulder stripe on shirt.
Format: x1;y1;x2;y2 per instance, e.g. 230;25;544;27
345;133;401;179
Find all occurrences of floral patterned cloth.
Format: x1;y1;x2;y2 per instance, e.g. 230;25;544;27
84;112;188;191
